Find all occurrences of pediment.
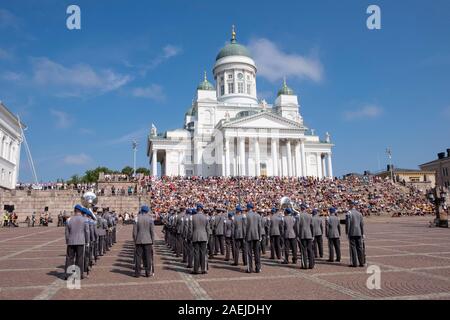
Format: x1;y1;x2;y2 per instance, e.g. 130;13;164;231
220;111;305;130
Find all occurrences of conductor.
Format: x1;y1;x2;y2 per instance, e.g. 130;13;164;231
133;205;155;278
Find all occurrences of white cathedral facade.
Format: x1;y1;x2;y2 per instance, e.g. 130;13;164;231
147;28;334;178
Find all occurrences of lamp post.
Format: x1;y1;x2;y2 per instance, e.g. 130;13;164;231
132;140;138;178
386;148;394;182
237;130;242;206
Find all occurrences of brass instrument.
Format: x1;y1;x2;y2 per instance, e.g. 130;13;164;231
81;191;98;220
280;196;301;214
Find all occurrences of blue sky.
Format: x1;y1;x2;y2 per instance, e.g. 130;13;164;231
1;0;449;182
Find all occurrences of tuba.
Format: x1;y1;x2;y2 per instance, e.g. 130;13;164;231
82;191;98;218
280;196;301;214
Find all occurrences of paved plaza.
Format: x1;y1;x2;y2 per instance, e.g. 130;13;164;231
0;216;449;300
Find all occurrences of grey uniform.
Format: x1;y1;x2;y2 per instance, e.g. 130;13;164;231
224;217;234;261
260;215;268;254
245;211;263;273
312;215;324;258
326;215;341;262
133;214;155;276
175;213;185;257
283;215;298;264
190;212;209;273
232;214;247;266
214;213;226;255
64;215;89;279
346;209;365;267
269;214;284;260
298;212;315;269
185;214;194;268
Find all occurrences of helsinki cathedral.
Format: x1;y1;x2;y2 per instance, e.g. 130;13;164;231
147;27;334;178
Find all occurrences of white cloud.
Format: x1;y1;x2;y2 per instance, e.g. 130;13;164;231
31;57;131;96
107;128;148;145
0;9;21;30
1;71;23;82
162;45;182;59
132;84;165;101
139;44;182;75
50;109;72;128
247;38;323;83
63;153;92;165
344;105;383;121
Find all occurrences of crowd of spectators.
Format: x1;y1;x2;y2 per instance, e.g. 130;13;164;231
146;176;435;217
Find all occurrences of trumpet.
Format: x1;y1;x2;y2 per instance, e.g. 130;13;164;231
280;196;301;214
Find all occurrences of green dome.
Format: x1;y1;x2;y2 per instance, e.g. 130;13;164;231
216;26;252;61
216;40;252;61
197;79;215;91
277;78;295;96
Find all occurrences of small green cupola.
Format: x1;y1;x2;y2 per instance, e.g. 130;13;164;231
197;71;215;91
277;77;295;96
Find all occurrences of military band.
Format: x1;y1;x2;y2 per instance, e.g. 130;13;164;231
64;197;119;282
64;192;366;283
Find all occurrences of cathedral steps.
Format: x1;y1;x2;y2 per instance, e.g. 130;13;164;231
0;190;144;221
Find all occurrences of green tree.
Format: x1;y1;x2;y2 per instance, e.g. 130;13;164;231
121;166;134;177
136;167;150;176
68;174;80;184
84;166;114;182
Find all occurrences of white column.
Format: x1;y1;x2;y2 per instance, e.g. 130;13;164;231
215;137;223;176
327;153;333;179
239;136;246;176
152;149;157;177
271;138;278;176
255;138;260;176
300;139;306;176
225;137;230;176
321;154;326;178
316;152;322;179
294;142;301;177
286;140;292;177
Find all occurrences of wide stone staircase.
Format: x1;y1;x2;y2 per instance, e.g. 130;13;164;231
0;189;148;220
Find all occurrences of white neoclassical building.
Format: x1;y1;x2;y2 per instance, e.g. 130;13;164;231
147;28;334;178
0;101;24;189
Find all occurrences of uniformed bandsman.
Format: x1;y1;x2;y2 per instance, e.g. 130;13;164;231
346;201;366;267
190;204;209;274
64;204;90;280
311;209;324;259
232;205;247;266
282;208;298;264
224;212;234;261
326;207;341;262
298;206;315;269
132;205;155;277
245;203;263;273
214;208;226;256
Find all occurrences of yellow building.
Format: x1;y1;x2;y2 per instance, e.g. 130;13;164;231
376;165;436;192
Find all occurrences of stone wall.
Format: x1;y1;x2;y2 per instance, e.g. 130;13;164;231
0;189;149;220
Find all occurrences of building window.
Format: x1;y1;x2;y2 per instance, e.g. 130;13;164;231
220;85;225;96
228;74;233;79
247;84;251;95
221;76;224;82
238;82;244;93
228;83;234;94
8;172;11;183
1;169;4;181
